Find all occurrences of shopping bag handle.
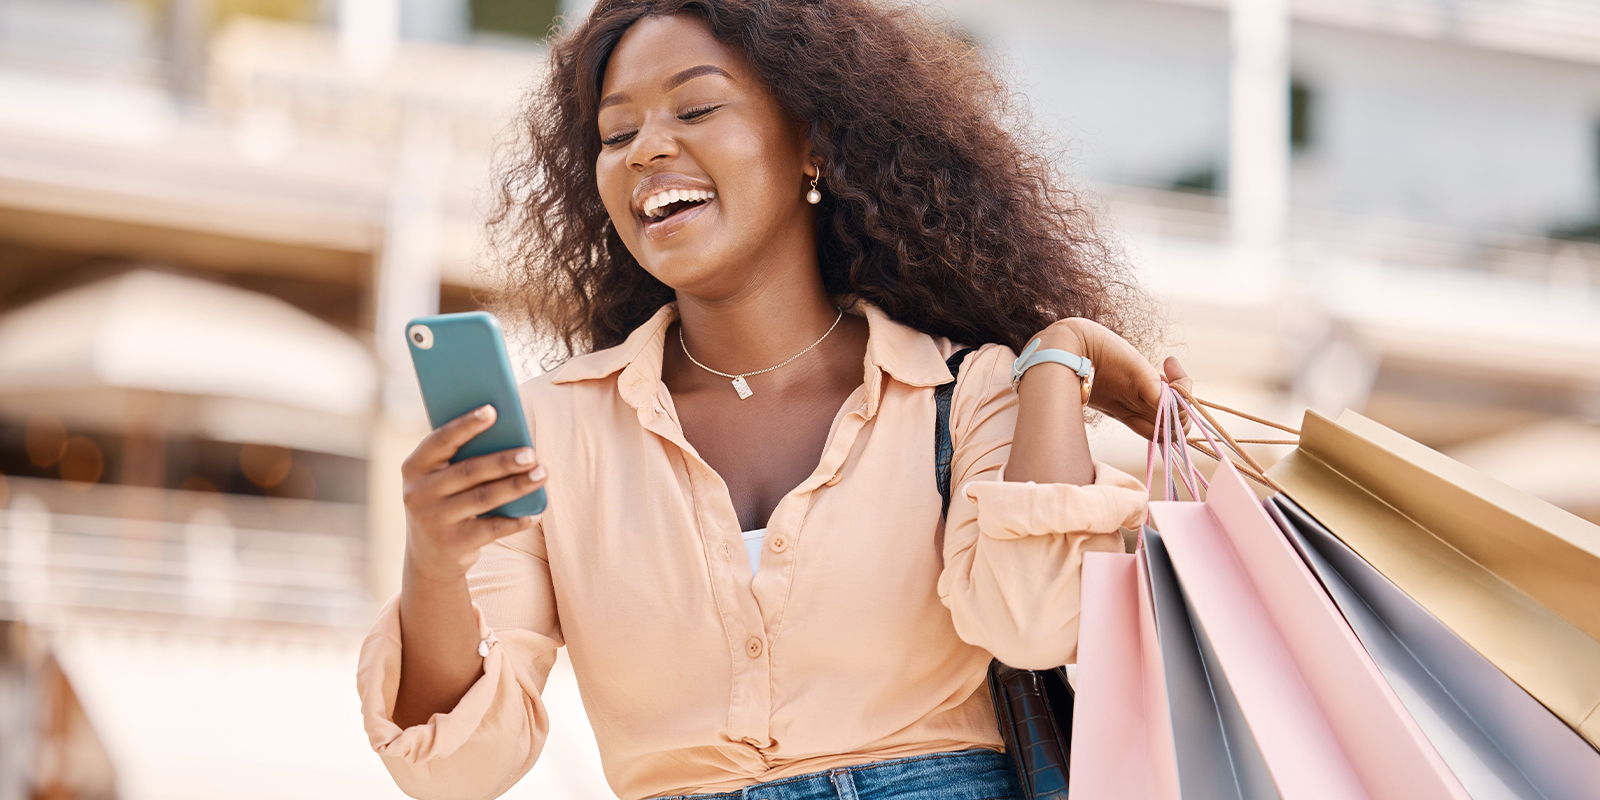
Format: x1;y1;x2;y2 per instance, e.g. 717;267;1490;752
1149;381;1301;496
1148;381;1222;500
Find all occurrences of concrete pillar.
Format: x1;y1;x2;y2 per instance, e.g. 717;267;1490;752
340;0;401;75
1228;0;1291;273
366;120;447;601
164;0;209;103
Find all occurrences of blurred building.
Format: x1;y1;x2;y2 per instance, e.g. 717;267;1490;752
0;0;1596;798
0;1;601;797
942;0;1600;522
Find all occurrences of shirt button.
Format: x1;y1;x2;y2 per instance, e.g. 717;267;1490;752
746;637;763;658
770;536;788;553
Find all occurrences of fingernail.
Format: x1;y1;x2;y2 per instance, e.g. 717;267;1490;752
529;466;547;481
514;448;534;465
476;405;494;420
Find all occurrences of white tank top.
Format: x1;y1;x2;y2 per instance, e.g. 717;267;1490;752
741;528;766;575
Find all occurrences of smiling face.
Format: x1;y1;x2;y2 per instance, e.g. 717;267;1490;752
595;14;817;299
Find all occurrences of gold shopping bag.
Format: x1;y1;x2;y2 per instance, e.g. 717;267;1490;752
1268;410;1600;748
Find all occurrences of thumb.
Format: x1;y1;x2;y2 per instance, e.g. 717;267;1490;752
1163;356;1196;434
1163;356;1192;392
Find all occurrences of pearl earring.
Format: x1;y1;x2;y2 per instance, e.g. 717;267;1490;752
806;170;822;205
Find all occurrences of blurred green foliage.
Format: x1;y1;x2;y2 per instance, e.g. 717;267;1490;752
471;0;560;39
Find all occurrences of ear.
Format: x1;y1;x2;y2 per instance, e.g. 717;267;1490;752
806;154;828;180
800;132;823;179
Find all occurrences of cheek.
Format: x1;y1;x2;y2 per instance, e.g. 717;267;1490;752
709;134;801;217
594;157;636;231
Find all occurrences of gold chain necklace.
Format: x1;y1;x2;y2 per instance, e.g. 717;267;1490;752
678;309;845;400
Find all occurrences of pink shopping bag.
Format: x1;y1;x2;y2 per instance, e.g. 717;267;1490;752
1068;548;1179;800
1149;453;1469;800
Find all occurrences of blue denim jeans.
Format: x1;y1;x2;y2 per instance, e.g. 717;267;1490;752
654;750;1022;800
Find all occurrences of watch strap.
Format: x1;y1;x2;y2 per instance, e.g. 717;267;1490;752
1011;338;1093;389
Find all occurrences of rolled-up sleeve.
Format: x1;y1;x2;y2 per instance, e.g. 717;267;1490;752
936;344;1148;670
356;522;563;800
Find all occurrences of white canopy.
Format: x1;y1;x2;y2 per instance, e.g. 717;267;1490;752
0;268;377;456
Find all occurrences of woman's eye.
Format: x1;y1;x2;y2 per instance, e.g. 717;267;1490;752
678;104;719;121
601;129;637;147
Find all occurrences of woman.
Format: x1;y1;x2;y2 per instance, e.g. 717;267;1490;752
357;1;1187;799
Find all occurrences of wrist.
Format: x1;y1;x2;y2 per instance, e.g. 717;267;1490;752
1014;323;1095;404
403;545;473;587
1014;359;1086;407
1031;320;1090;358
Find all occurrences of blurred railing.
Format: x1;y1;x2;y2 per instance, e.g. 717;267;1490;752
1103;184;1600;290
0;477;370;632
209;17;544;158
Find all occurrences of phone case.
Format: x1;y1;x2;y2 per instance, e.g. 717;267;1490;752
406;311;546;517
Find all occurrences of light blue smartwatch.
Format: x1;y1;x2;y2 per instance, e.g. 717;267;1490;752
1011;338;1094;404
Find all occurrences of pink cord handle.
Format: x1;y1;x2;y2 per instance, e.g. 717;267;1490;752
1146;380;1227;502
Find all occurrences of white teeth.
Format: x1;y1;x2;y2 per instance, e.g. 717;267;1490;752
642;188;716;218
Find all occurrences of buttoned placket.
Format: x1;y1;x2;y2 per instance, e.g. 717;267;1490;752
619;353;890;758
617;361;771;749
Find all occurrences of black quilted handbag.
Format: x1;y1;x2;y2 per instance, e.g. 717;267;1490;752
935;348;1074;800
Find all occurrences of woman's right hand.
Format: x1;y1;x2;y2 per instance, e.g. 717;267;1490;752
400;405;547;583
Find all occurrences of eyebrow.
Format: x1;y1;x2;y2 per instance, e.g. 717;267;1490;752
599;64;734;110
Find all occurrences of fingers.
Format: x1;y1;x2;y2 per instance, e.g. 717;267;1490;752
1161;357;1195;434
1122;417;1157;441
403;405;497;478
462;513;539;545
428;447;540;499
440;467;548;522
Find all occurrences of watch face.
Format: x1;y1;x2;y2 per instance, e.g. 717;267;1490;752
1081;369;1095;406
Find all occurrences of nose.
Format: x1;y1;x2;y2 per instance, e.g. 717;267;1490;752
628;113;679;170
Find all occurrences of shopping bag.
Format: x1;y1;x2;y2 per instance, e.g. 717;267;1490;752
1069;386;1242;800
1268;496;1600;800
1142;528;1276;799
1069;548;1180;799
1278;410;1600;640
1268;410;1600;747
1150;453;1469;799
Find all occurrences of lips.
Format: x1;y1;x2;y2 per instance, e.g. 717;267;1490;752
631;173;717;240
642;187;716;219
641;196;714;240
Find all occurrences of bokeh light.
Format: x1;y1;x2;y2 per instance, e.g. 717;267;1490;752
178;476;220;493
25;414;68;469
59;435;105;488
239;444;293;488
266;460;317;500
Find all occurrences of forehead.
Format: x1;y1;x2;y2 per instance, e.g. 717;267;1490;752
600;13;748;95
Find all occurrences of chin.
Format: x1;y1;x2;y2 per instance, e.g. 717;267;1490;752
639;256;730;296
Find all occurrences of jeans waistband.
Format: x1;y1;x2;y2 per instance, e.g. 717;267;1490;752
655;749;1019;800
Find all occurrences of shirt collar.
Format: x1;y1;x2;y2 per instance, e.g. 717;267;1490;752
549;300;956;410
550;303;677;409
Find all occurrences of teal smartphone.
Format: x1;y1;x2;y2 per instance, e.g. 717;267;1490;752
405;311;546;517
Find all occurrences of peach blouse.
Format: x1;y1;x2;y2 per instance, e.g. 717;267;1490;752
357;303;1149;800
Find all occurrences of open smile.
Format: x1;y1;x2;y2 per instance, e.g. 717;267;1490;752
636;186;717;240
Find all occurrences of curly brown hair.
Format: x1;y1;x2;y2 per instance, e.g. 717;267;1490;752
486;0;1150;364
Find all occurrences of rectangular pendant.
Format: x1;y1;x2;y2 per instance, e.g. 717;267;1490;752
732;376;753;399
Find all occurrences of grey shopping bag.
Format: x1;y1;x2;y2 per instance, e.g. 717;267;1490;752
1141;528;1278;800
1267;496;1600;800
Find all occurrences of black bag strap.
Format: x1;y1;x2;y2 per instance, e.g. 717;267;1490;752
935;347;979;518
937;345;1073;799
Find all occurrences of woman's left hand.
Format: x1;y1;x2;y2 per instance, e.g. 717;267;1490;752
1028;318;1190;440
